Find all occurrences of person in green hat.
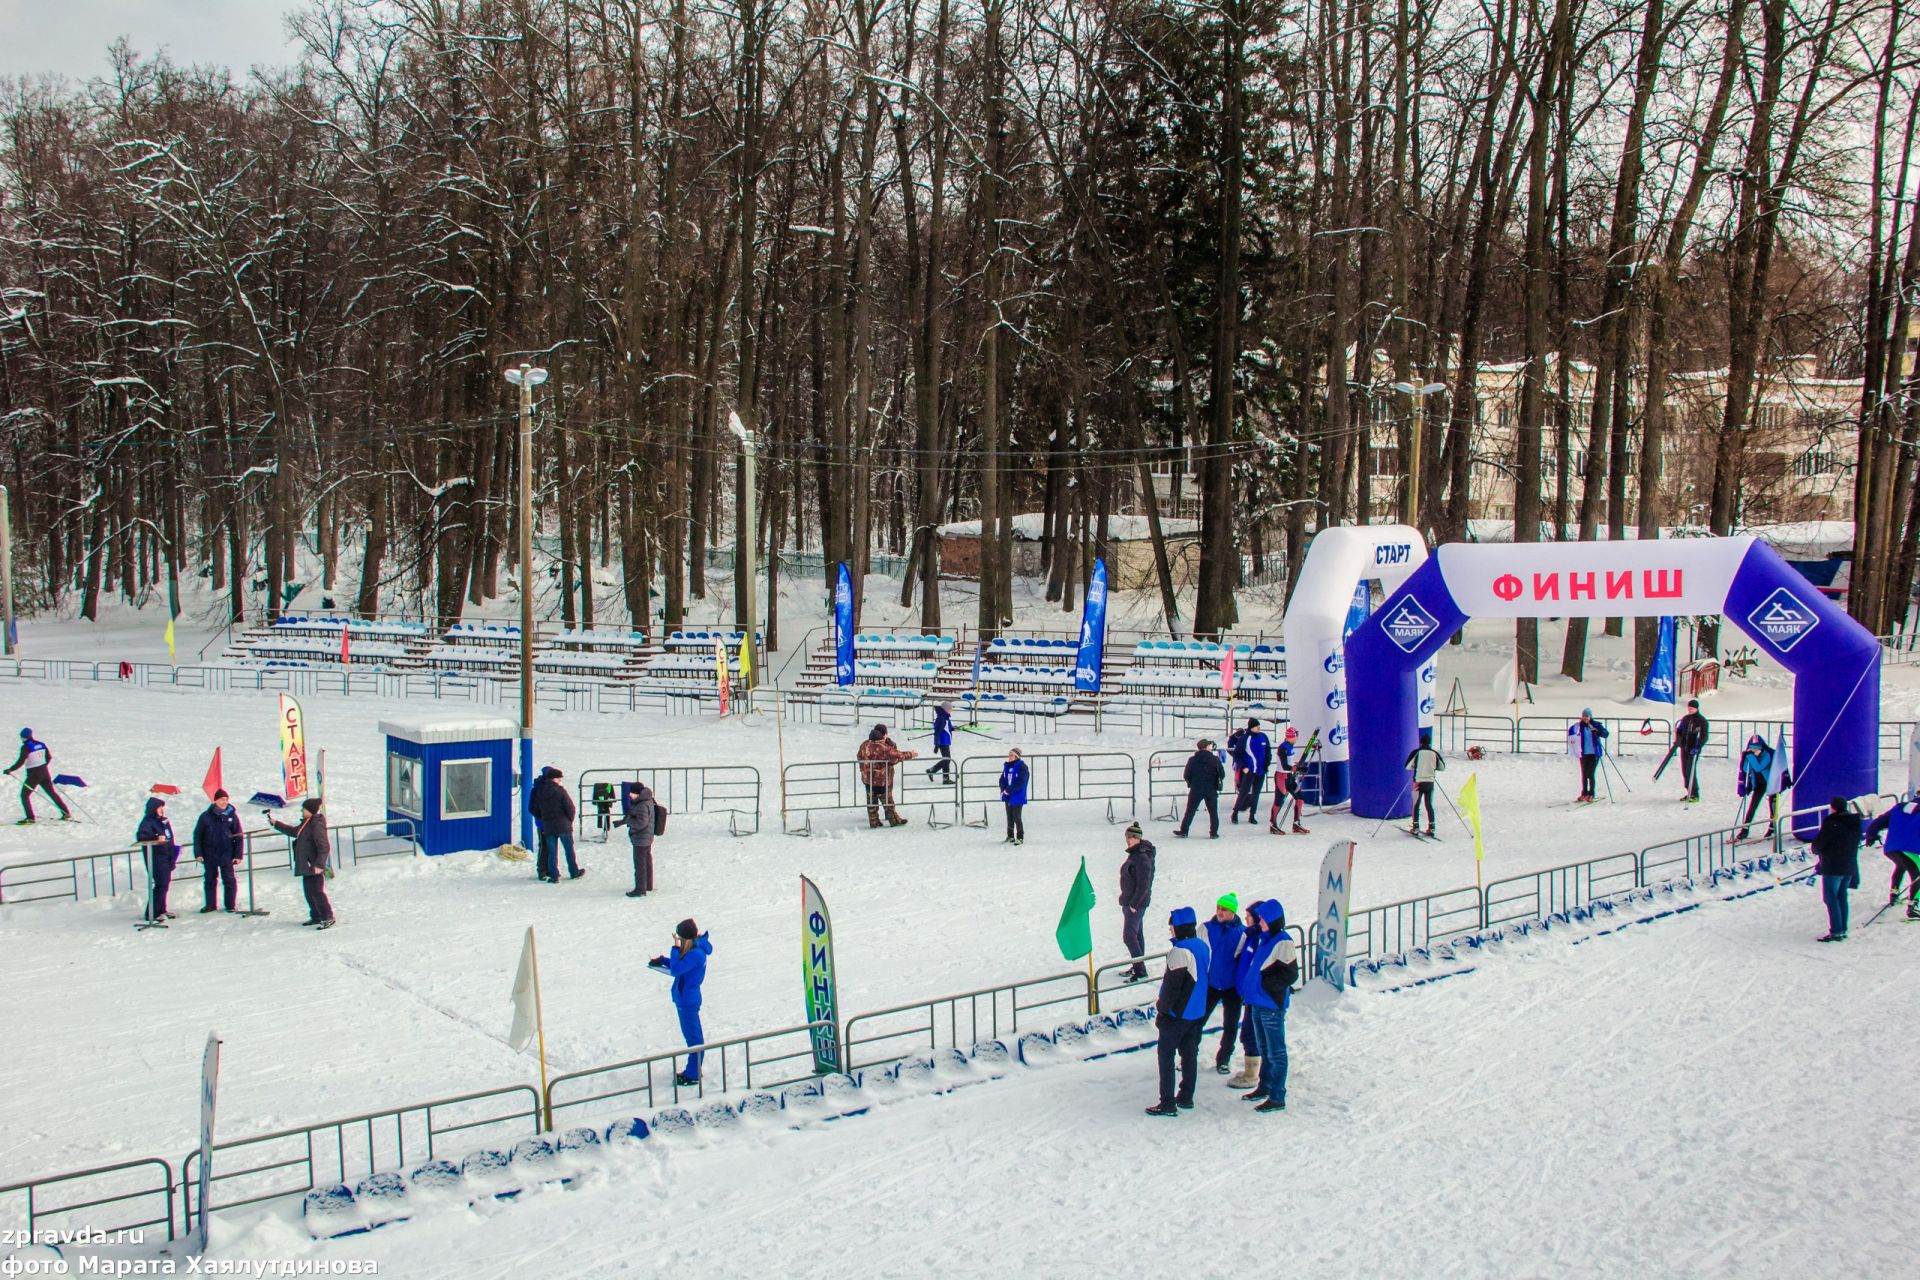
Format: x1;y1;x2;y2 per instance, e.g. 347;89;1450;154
1201;893;1246;1074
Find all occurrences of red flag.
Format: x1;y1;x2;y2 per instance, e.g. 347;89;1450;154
202;748;224;802
1221;646;1236;696
340;627;351;665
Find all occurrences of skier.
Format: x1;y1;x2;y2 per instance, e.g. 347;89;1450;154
925;703;956;784
1201;894;1245;1075
856;724;915;828
1673;699;1709;803
1567;710;1609;803
1118;822;1156;981
271;797;334;929
616;779;657;899
1403;729;1444;837
649;918;711;1085
136;796;179;923
998;748;1029;845
1809;797;1863;942
1145;905;1210;1118
1229;719;1271;826
6;727;71;824
529;766;585;883
1734;734;1779;841
1173;739;1225;839
1865;792;1920;921
1268;727;1309;834
192;788;245;913
1232;898;1299;1113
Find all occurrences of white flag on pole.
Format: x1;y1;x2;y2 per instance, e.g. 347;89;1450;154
509;927;540;1051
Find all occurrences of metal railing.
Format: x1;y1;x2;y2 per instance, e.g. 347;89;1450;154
544;1022;831;1126
1516;715;1671;758
0;847;148;906
843;970;1093;1070
1342;887;1487;964
1427;712;1518;754
778;757;956;835
575;766;762;838
1483;852;1642;931
0;1158;176;1243
956;750;1137;828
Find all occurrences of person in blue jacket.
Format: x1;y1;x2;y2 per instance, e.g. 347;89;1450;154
650;918;711;1085
1145;906;1211;1117
1735;734;1779;840
6;727;71;823
136;796;180;923
193;789;246;913
998;748;1030;844
926;704;956;784
1233;899;1299;1113
1567;710;1609;803
1230;719;1272;827
1865;792;1920;920
1201;893;1245;1075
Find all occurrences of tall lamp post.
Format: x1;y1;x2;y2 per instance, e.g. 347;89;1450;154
728;410;758;692
505;362;548;849
1389;381;1447;531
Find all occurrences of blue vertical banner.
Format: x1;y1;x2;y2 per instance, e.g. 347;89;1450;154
833;562;855;687
1639;615;1677;704
1342;581;1372;643
1074;558;1109;692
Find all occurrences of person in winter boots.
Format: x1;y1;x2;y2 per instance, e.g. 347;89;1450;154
272;797;334;928
1145;906;1211;1117
193;789;245;913
529;766;584;883
1229;719;1272;826
649;919;711;1084
999;748;1030;844
1735;734;1779;840
1119;823;1156;980
1225;901;1265;1088
926;703;956;783
1674;699;1709;803
1174;739;1225;838
1810;796;1863;942
7;728;71;823
1233;898;1299;1112
1201;894;1245;1075
1865;792;1920;919
1269;727;1309;833
1403;729;1444;836
136;796;179;922
1567;710;1609;803
856;725;915;827
617;780;658;898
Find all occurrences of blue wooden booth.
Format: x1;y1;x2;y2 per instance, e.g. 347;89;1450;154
378;716;518;855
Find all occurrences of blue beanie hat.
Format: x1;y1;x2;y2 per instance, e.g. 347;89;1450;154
1168;906;1197;928
1255;899;1285;926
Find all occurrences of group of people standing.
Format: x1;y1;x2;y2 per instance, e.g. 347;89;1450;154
132;791;333;928
533;764;667;898
1172;719;1312;840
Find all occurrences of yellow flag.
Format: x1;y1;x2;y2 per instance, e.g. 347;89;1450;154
1458;771;1484;862
738;632;753;680
164;616;176;660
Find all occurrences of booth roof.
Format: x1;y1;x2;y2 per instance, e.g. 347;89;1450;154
377;716;521;745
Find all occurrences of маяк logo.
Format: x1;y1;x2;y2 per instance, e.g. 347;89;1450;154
1747;586;1818;652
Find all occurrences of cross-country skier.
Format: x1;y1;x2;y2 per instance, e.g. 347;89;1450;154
1145;906;1210;1118
1567;710;1609;803
1268;727;1310;833
1403;729;1444;837
6;728;71;823
649;918;711;1085
1673;699;1709;803
1865;793;1920;921
1734;734;1779;841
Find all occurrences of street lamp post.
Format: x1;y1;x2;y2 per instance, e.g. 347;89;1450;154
728;410;757;693
1390;381;1447;531
505;362;548;849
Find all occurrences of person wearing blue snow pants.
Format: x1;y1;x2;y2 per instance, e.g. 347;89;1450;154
654;918;712;1083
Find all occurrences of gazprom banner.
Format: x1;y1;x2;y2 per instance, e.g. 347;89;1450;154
1640;615;1678;704
801;875;841;1073
1074;558;1108;693
833;563;855;687
1312;840;1355;992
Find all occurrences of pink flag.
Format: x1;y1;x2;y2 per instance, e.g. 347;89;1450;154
1221;646;1236;696
340;626;351;665
202;748;224;802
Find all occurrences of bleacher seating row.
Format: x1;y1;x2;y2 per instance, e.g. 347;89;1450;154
853;633;954;653
551;629;651;651
986;637;1078;659
663;629;755;650
446;622;522;642
855;659;942;680
1117;668;1285;692
1130;639;1284;664
978;665;1074;688
960;691;1072;716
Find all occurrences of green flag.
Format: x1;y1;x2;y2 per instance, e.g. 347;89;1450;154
1055;857;1097;961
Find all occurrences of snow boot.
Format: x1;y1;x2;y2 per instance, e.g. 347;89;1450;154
1227;1056;1262;1089
1425;827;1437;837
1240;1089;1269;1103
1269;822;1284;834
1408;823;1420;835
315;919;336;930
625;889;645;898
674;1073;698;1087
1144;1103;1178;1118
1255;1098;1287;1114
1907;902;1920;920
1291;823;1310;835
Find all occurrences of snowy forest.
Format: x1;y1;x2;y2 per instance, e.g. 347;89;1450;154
2;0;1918;678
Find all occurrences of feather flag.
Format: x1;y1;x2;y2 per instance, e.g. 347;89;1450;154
738;632;753;683
1458;772;1485;862
340;626;351;665
164;616;176;661
1221;645;1236;697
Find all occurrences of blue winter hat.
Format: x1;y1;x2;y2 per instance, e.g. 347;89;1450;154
1580;708;1593;717
1255;899;1285;926
1168;906;1197;928
18;728;29;738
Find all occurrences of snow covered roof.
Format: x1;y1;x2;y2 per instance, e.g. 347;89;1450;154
938;513;1200;540
378;716;521;745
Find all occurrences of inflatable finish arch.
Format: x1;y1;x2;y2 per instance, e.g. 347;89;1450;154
1282;525;1437;806
1344;538;1881;838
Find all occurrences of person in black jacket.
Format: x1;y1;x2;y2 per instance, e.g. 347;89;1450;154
193;789;246;913
136;796;179;922
616;780;658;899
1145;906;1209;1117
1174;739;1225;839
1810;796;1863;942
1674;700;1709;803
529;766;585;883
1118;823;1156;981
272;798;334;928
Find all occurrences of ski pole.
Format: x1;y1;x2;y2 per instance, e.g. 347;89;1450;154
1369;779;1413;838
1433;780;1475;839
1604;752;1633;795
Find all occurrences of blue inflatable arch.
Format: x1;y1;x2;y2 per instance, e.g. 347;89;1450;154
1344;537;1881;838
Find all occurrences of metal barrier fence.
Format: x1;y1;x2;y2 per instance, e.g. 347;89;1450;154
179;1085;541;1223
0;847;148;906
1342;887;1487;964
1483;852;1642;931
957;750;1137;828
843;970;1094;1070
778;757;956;834
1427;713;1519;754
1146;750;1189;820
1516;715;1671;757
0;1158;177;1243
575;766;763;838
545;1022;831;1126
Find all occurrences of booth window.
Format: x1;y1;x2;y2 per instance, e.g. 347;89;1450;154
388;752;423;818
441;759;491;820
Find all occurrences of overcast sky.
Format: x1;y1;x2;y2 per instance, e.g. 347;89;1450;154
0;1;305;80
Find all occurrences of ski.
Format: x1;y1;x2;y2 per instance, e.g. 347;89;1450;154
1651;745;1677;782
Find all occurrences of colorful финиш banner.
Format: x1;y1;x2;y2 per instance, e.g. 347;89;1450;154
801;875;840;1073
